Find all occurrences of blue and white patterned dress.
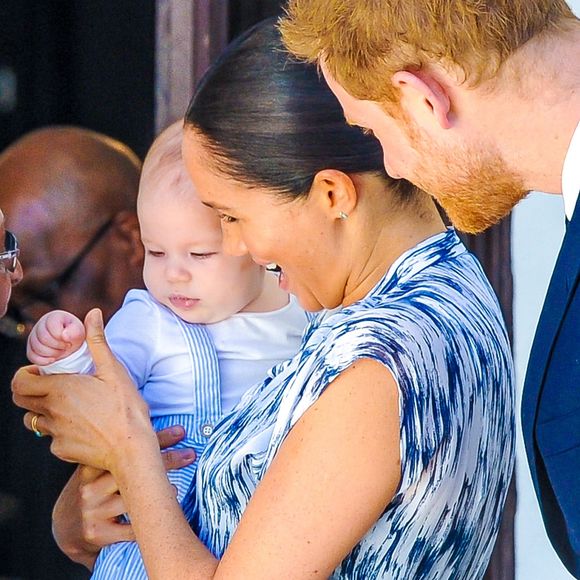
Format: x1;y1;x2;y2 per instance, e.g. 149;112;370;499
195;229;515;579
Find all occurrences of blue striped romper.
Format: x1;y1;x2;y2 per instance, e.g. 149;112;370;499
88;289;308;579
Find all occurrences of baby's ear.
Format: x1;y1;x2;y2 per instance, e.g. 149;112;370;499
111;211;143;267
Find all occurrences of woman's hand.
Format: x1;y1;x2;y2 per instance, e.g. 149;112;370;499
12;308;158;474
53;427;196;570
52;465;123;569
27;310;86;365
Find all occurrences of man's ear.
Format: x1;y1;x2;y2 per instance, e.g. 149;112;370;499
111;211;143;268
391;70;452;130
309;169;357;219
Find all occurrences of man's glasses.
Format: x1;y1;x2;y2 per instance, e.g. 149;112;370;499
0;230;20;274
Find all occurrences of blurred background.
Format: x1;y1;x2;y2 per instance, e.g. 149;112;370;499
0;0;288;157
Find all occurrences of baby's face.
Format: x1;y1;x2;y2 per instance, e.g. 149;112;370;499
138;187;264;325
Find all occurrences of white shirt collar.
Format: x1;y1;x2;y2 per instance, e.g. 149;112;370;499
561;119;580;221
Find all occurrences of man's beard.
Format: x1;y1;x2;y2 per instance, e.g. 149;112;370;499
401;118;529;234
417;148;529;234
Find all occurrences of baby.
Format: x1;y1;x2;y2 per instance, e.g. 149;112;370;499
27;121;309;579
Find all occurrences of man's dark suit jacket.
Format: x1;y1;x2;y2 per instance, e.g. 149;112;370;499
522;200;580;578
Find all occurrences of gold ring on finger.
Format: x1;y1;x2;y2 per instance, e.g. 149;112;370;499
31;414;44;438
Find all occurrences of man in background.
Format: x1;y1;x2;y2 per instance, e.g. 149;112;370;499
0;126;143;579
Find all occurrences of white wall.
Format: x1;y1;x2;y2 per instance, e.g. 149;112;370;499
512;2;578;578
512;194;569;580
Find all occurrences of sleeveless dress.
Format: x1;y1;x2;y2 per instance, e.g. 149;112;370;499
195;229;515;579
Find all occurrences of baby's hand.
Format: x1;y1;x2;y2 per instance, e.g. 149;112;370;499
27;310;86;366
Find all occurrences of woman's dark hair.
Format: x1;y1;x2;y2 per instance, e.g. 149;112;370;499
185;18;416;201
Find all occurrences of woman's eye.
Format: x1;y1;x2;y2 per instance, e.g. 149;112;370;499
219;213;237;224
147;250;165;257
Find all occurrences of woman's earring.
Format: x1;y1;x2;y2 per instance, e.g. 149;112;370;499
338;211;349;220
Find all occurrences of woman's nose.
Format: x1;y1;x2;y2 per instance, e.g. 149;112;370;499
222;228;248;257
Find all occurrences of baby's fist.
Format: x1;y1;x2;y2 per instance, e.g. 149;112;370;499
27;310;86;366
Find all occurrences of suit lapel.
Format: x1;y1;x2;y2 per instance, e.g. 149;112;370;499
522;201;580;479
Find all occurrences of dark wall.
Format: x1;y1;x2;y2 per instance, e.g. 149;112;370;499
0;1;72;149
229;0;285;40
0;3;155;579
68;1;155;157
0;0;288;158
0;0;155;158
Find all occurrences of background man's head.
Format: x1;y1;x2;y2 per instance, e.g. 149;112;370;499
0;126;144;331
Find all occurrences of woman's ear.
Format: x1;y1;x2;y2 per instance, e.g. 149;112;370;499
391;70;452;130
309;169;357;220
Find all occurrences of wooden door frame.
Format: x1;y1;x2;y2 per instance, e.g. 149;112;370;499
155;0;228;133
465;219;516;580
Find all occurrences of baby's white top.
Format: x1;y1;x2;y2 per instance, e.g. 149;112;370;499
41;289;309;416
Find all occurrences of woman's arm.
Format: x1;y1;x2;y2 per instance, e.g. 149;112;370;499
11;310;220;575
215;357;401;578
116;357;400;579
13;310;400;579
